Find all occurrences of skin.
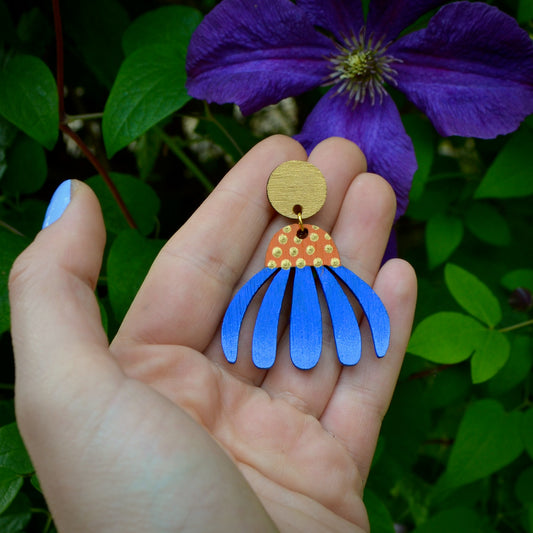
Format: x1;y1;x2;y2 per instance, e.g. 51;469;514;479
9;136;417;532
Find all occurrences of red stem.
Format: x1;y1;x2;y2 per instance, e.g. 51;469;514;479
60;124;137;229
408;364;451;381
52;0;137;230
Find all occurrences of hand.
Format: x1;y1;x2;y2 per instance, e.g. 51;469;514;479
10;136;416;532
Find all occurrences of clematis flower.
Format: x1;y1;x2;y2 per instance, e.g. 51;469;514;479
186;0;533;217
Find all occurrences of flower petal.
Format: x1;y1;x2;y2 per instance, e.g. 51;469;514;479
252;268;290;369
295;89;417;218
290;267;322;370
186;0;336;114
221;268;277;363
367;0;446;41
317;266;361;365
331;266;390;358
391;2;533;138
295;0;364;41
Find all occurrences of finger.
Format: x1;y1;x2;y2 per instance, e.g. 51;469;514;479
111;136;307;358
9;181;120;423
261;171;397;417
205;137;369;385
320;258;417;483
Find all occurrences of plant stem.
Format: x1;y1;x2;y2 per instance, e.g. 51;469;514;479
156;127;213;193
408;364;450;380
498;318;533;333
60;123;137;229
67;112;105;122
52;0;137;230
0;219;24;237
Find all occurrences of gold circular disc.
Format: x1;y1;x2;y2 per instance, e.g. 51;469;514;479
267;160;327;219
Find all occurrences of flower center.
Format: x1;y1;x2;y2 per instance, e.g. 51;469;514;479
328;29;400;105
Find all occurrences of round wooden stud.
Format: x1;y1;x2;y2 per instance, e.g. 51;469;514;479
267;160;327;219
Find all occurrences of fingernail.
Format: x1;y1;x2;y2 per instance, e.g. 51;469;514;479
42;180;72;229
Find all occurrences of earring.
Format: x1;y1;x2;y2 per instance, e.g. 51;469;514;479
221;160;390;370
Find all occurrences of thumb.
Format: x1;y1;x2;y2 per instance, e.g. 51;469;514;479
9;179;114;411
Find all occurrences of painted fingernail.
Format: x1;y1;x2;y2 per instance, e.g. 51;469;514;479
42;180;72;229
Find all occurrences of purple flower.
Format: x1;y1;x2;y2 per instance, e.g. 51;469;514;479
186;0;533;217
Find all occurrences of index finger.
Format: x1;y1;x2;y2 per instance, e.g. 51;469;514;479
112;135;307;353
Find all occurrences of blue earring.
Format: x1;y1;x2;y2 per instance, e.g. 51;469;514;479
221;160;390;370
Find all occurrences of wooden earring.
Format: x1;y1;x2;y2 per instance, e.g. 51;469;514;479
221;160;390;370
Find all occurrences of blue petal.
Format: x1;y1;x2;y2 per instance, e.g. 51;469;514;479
317;266;361;365
221;268;278;363
330;266;390;358
391;2;533;138
290;267;322;370
252;268;291;369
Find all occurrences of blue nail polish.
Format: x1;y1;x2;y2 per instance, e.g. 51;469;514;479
42;180;72;229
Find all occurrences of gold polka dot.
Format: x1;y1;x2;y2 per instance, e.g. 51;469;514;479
306;245;315;255
281;259;291;269
267;260;277;269
324;244;333;254
278;234;288;244
324;233;331;241
272;247;282;258
294;236;302;245
296;258;306;268
312;225;319;230
289;247;299;257
313;258;323;267
310;233;319;242
283;225;292;233
330;258;340;267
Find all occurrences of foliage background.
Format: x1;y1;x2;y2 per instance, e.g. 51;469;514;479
0;0;532;531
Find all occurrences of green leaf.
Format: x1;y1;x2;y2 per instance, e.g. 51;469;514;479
412;507;492;533
0;423;33;475
441;399;523;488
522;407;533;460
107;230;165;323
464;202;510;246
501;269;533;292
475;127;533;199
103;45;190;158
403;114;436;202
122;5;202;56
515;466;533;504
363;489;395;533
426;213;463;269
470;329;510;384
0;493;31;533
1;134;47;195
444;263;502;327
86;173;160;236
0;55;58;149
408;312;485;364
30;474;41;494
411;507;488;533
487;335;532;395
0;468;23;514
0;230;28;334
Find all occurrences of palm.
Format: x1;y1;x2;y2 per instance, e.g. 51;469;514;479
108;137;416;530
